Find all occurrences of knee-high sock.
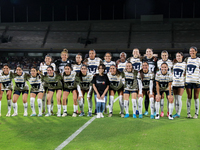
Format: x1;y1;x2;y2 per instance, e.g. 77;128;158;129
167;99;169;112
42;93;47;111
13;102;18;114
160;99;164;112
194;99;199;115
119;95;124;114
51;96;54;111
109;96;114;113
144;94;149;111
169;102;174;115
30;97;36;114
57;105;61;116
87;98;92;113
78;98;84;112
7;100;12;113
132;99;137;114
177;95;182;115
187;99;191;114
155;101;160;115
63;105;67;113
138;97;143;115
47;105;51;114
174;95;178;113
124;100;129;114
23;102;28;113
150;97;154;115
73;105;78;113
37;99;42;114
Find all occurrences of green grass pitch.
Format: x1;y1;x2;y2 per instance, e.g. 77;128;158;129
0;91;200;150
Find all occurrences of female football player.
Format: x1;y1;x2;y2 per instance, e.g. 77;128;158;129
43;66;62;117
185;46;200;119
103;52;116;74
72;53;83;73
116;52;127;72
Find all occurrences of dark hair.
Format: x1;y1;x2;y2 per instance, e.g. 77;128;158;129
64;64;73;71
98;64;106;71
190;46;198;52
45;54;52;59
140;62;149;81
16;65;23;70
78;65;88;81
173;52;184;64
109;65;121;77
161;62;168;67
104;52;112;57
47;66;54;71
161;50;168;55
146;48;153;53
31;66;38;71
125;61;133;71
3;63;9;68
89;49;96;54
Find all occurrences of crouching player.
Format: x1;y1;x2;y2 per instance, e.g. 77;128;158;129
27;67;44;117
137;62;155;119
155;63;174;120
77;65;93;117
123;62;142;118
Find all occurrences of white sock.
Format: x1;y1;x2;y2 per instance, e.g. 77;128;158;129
160;99;164;112
37;99;42;114
57;105;61;116
138;97;143;115
150;97;154;115
109;96;114;113
63;105;67;113
132;99;137;114
194;99;199;115
177;95;182;115
155;101;160;115
73;105;78;113
87;98;93;113
169;103;174;115
174;95;178;113
23;103;28;114
47;105;51;114
187;99;191;114
78;98;84;112
42;93;47;111
167;99;169;112
30;97;36;114
119;95;124;114
51;97;54;112
124;100;129;114
13;102;18;114
7;100;12;113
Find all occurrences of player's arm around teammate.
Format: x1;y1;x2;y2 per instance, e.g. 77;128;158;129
28;67;44;117
0;64;13;117
43;66;62;117
92;64;110;118
62;64;78;117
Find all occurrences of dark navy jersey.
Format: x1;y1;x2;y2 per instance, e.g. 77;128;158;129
55;59;74;74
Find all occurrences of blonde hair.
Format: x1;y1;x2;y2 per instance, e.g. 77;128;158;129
61;48;69;55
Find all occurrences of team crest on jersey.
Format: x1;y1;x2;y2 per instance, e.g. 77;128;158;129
187;65;196;75
132;63;140;71
174;68;183;78
88;65;97;74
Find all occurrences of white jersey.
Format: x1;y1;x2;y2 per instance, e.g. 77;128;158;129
128;57;142;71
185;57;200;84
157;59;173;73
0;71;13;90
117;61;127;72
78;73;93;91
138;71;154;90
85;57;102;75
103;61;116;74
155;71;173;91
107;72;124;91
39;63;56;75
172;62;186;87
124;70;138;91
63;71;78;89
72;63;82;73
27;75;44;92
13;72;29;91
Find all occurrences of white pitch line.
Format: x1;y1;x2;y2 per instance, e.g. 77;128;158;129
55;116;96;150
106;96;119;108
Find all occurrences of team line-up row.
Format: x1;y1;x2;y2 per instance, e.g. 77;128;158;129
0;47;199;120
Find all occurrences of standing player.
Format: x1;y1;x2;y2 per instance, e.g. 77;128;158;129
12;65;29;117
62;64;79;117
138;62;155;119
72;53;83;73
107;65;125;117
116;52;127;72
77;65;93;117
103;52;116;74
185;46;200;119
27;67;44;117
43;66;62;117
127;48;142;71
0;64;13;117
39;54;56;115
123;62;142;118
155;63;174;120
157;50;173;117
142;48;157;116
172;52;186;118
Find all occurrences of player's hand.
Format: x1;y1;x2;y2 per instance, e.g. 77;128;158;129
78;96;83;100
168;95;174;103
156;94;161;102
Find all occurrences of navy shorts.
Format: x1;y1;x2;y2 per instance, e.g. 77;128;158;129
185;83;200;89
30;91;44;95
156;91;173;96
48;89;62;92
123;90;137;94
63;88;77;93
14;90;28;95
173;86;184;90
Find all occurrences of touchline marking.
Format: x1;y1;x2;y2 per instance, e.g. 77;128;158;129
55;116;96;150
106;96;119;108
